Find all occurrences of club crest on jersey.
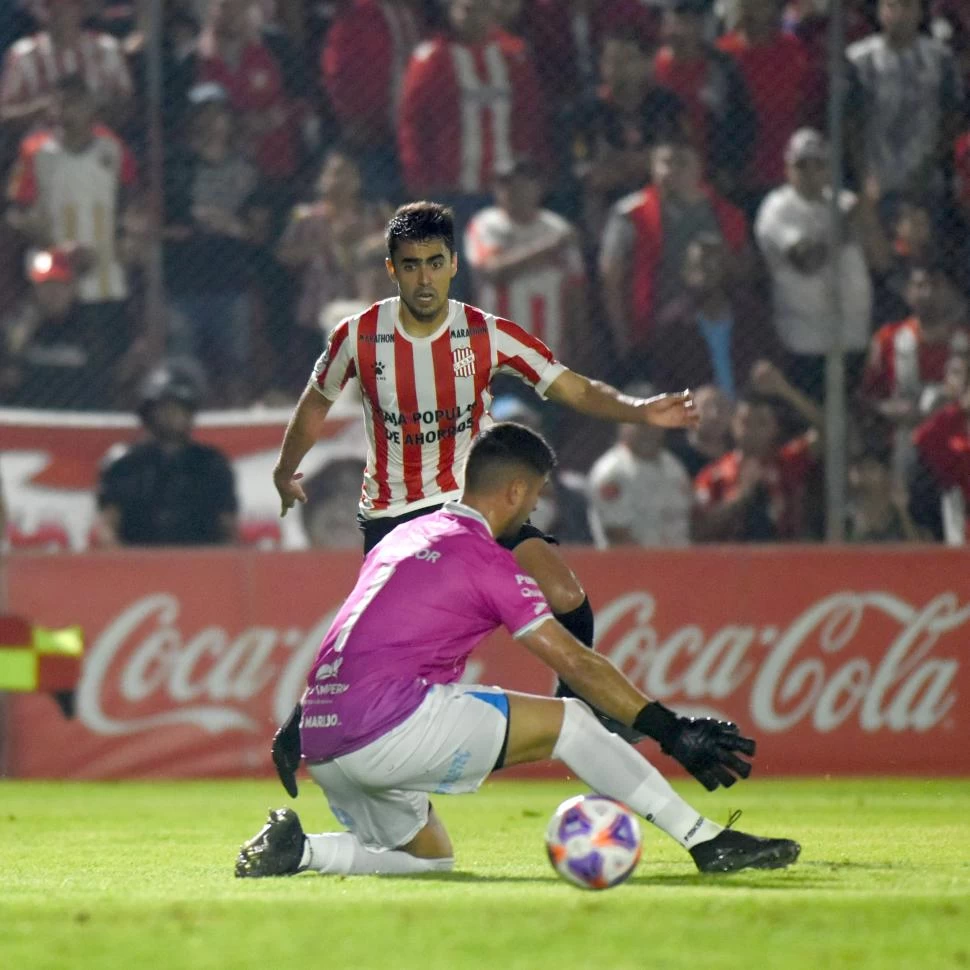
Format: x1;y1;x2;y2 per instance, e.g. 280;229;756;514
452;346;476;378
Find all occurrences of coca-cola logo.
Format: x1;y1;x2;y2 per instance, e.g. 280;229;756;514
75;588;966;738
594;591;965;733
77;594;336;734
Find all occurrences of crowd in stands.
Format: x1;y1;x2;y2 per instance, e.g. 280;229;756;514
0;0;968;549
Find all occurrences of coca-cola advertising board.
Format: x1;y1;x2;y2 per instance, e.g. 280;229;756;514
3;545;969;778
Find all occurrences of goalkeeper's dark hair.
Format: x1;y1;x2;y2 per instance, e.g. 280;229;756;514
385;201;456;259
464;422;557;493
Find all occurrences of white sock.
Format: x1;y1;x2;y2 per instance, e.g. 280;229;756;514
300;832;454;875
552;698;722;849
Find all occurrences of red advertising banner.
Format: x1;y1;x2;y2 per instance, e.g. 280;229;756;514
3;545;969;778
0;403;365;551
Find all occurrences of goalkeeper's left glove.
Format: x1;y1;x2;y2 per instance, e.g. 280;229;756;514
632;701;756;792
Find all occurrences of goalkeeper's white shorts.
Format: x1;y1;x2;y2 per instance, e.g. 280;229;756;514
307;683;508;850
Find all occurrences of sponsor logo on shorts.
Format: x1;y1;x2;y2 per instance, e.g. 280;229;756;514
435;748;472;793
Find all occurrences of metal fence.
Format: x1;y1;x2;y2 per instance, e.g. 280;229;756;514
1;0;969;547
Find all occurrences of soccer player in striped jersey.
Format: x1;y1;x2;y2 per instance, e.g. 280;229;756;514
270;201;697;789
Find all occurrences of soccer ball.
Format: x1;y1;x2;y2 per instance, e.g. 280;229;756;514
545;794;643;890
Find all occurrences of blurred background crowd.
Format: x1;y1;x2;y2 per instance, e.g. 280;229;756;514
1;0;969;550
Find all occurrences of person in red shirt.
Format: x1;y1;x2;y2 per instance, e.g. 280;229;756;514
321;0;423;200
517;0;660;112
195;0;304;185
599;135;750;382
716;0;814;219
693;360;823;542
398;0;550;199
861;263;970;430
913;378;970;543
653;0;757;198
397;0;551;299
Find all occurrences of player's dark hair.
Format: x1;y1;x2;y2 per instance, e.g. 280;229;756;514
464;422;557;492
385;201;456;259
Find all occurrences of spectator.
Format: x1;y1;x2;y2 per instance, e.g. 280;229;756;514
846;443;923;541
0;0;132;135
693;360;823;542
0;247;102;408
912;374;970;544
599;135;749;381
650;232;782;399
588;382;692;547
162;84;272;406
566;28;687;235
6;73;137;406
95;361;239;547
321;0;423;202
276;147;392;339
397;0;550;299
860;263;970;464
300;457;369;549
464;156;586;364
488;395;595;544
518;0;661;112
666;383;735;478
784;0;874;129
717;0;815;219
864;189;970;323
653;0;757;198
121;0;199;164
846;0;964;204
754;128;874;399
194;0;306;191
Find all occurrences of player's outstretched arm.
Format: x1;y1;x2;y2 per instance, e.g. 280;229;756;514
519;618;755;791
273;385;334;517
545;370;699;429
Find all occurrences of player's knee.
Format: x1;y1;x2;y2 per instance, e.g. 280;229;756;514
554;697;600;755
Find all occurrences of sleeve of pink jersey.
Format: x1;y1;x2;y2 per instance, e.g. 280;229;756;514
311;318;356;400
478;549;553;639
494;318;567;398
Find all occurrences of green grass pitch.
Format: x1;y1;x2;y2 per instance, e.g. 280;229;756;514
2;778;969;970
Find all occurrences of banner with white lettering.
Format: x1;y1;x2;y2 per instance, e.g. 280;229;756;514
3;546;968;777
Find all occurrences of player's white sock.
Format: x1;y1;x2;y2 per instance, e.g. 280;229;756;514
300;832;454;875
552;698;722;849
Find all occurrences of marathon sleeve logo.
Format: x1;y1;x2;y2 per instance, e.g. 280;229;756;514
452;346;476;377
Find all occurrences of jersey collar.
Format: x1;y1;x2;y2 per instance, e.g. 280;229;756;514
442;500;494;537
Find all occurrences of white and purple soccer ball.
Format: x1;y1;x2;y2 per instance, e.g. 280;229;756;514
545;794;643;890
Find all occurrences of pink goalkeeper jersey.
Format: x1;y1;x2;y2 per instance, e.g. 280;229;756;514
311;297;566;518
300;502;553;762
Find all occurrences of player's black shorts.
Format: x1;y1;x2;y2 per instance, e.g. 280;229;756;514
359;504;558;554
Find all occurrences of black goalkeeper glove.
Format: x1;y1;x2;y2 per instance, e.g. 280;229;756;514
632;701;756;792
271;702;303;798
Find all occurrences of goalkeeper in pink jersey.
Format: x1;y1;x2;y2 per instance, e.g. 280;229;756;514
237;423;799;878
270;201;699;792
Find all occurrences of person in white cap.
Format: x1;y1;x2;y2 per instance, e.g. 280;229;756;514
754;127;875;400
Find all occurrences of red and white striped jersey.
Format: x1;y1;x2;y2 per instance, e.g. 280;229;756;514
464;206;585;357
312;297;566;518
862;316;970;401
398;32;550;195
0;31;132;113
